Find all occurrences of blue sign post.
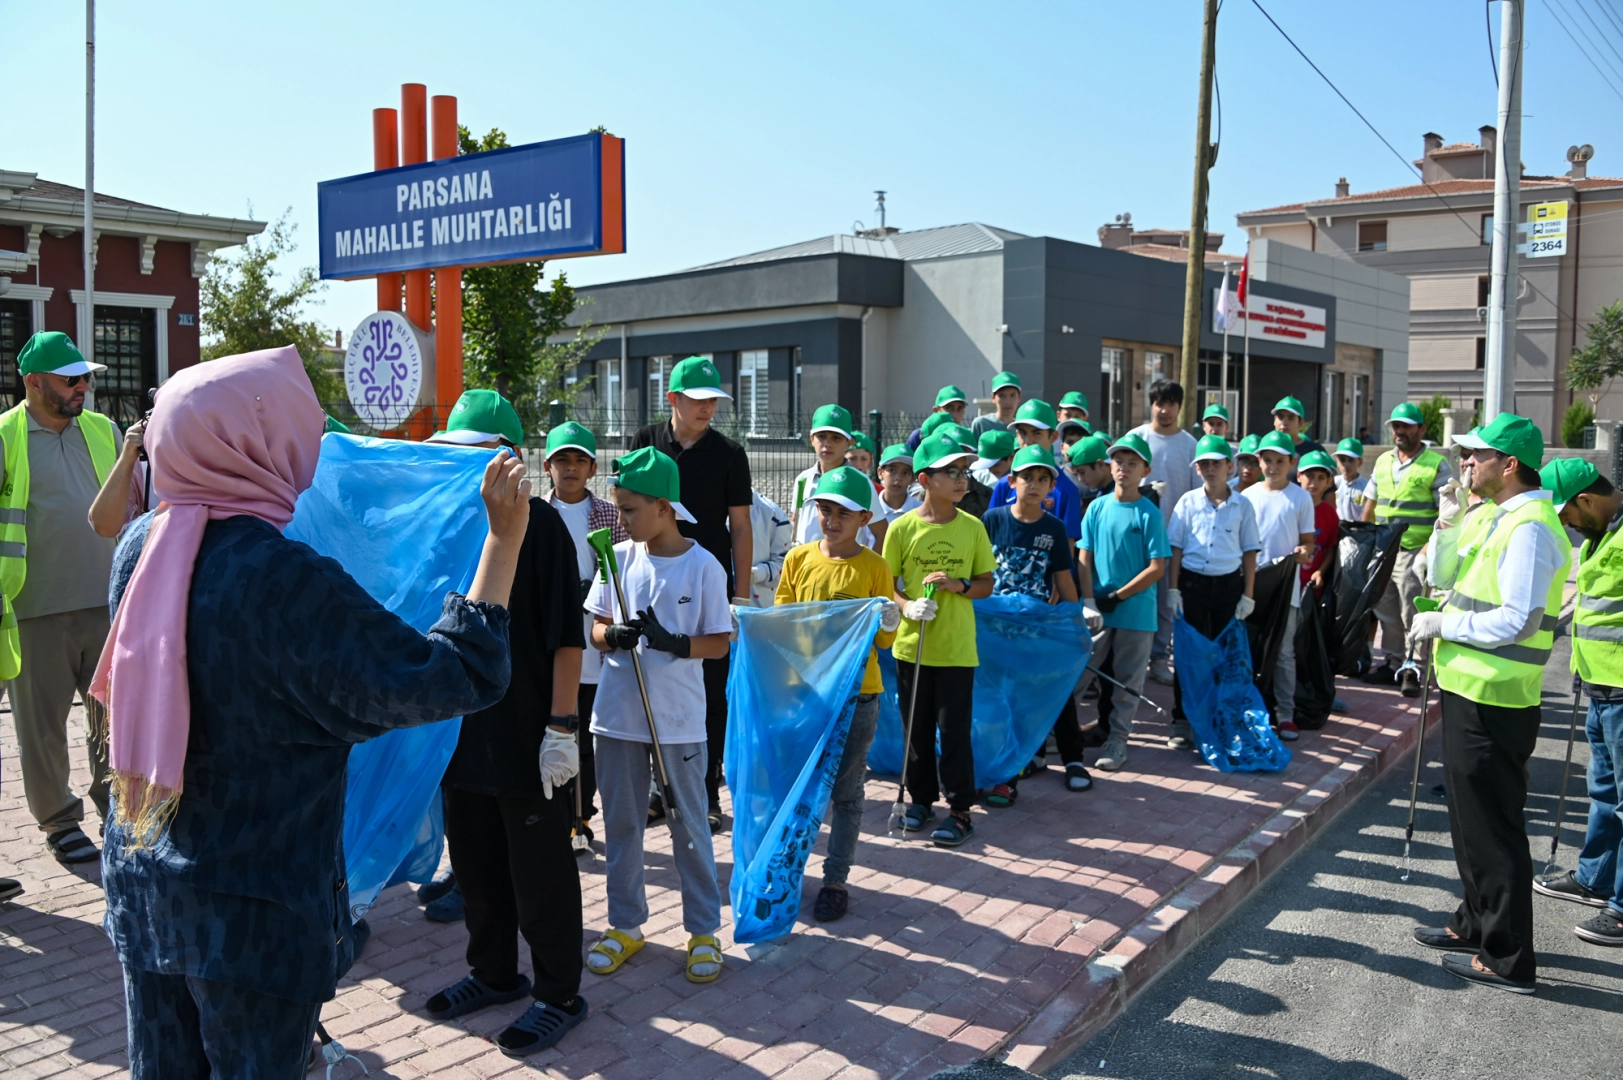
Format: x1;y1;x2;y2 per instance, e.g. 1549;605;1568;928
317;131;625;280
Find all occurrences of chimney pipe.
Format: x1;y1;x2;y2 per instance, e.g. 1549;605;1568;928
1423;132;1444;155
1335;177;1349;198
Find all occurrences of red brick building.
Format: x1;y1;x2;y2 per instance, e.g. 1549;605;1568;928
0;169;263;424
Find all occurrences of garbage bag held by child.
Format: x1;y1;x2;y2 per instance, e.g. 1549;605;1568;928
1174;615;1292;773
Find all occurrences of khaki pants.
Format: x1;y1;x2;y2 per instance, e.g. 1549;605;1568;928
1372;545;1427;663
9;607;111;834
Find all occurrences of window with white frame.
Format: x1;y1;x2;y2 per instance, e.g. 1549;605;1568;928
595;358;622;434
647;356;670;417
737;349;770;436
1144;350;1171;418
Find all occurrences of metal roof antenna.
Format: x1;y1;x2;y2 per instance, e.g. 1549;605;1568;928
875;190;887;230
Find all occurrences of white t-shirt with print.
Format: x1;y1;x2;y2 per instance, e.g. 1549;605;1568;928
1241;482;1317;607
551;494;603;683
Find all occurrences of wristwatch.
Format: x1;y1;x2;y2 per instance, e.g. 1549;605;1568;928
549;713;580;734
958;578;973;594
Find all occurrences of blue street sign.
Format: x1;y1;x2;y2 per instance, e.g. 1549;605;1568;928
317;132;625;280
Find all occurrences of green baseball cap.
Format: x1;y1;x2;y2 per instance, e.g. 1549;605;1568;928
810;465;874;512
1090;427;1110;443
611;446;696;522
941;423;977;452
849;431;876;455
1057;418;1088;439
1540;457;1602;512
913;431;974;473
1058;391;1090;414
668;355;732;400
1388;402;1424;427
1013;398;1058;431
1272;396;1306;419
323;414;352;435
1453;412;1546;469
973;429;1017;470
810;403;854;438
1108;432;1153;466
1069;434;1110;466
545;420;598;460
1201;402;1231;423
1298;449;1337;475
1236;433;1262;459
991;371;1022;392
1010;444;1059;476
934;384;968;407
879;442;913;468
1257;430;1297;458
921;411;956;438
1333;437;1365;460
428;388;525;446
17;331;107;377
1193;433;1233;463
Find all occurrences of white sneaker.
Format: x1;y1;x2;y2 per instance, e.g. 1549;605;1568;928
1095;737;1130;772
1149;659;1174;685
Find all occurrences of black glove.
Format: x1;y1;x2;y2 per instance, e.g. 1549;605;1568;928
637;607;691;658
603;619;644;651
1094;590;1121;614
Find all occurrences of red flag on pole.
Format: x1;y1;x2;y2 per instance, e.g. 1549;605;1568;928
1236;253;1249;308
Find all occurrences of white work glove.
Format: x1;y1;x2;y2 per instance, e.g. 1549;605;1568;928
879;600;901;633
1168;588;1184;618
1082;603;1103;632
903;597;938;622
1436;479;1465;529
751;564;769;584
539;728;580;799
1410;611;1445;642
729;605;742;641
1415;550;1430;589
1235;595;1256;620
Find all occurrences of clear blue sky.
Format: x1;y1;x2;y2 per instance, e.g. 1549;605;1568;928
6;0;1620;336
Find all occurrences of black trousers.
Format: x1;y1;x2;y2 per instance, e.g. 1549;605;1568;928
895;663;976;812
1051;694;1088;764
443;785;582;1006
1172;569;1247;721
574;683;598;821
1440;689;1541;982
702;654;729;808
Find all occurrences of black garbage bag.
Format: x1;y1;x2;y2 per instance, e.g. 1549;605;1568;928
1331;521;1408;676
1293;559;1338;731
1246;559;1298;718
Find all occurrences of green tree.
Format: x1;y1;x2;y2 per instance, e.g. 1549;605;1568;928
199;211;340;400
1417;394;1451;444
1562;401;1595;449
1567;301;1623;410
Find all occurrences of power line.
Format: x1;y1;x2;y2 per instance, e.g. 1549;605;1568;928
1575;0;1623;71
1543;0;1623;102
1595;0;1623;41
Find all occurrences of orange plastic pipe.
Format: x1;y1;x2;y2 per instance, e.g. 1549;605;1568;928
401;84;431;332
372;108;401;312
432;94;463;423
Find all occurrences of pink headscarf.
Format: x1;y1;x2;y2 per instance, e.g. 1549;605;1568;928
91;346;324;844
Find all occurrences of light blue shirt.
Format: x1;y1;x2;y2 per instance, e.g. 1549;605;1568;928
1167;486;1262;575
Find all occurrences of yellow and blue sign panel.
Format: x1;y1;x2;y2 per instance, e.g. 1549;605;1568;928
317;131;625;279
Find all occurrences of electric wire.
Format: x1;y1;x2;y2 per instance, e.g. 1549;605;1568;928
1544;0;1623;102
1574;0;1623;73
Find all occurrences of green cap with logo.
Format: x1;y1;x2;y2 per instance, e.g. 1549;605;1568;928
921;411;956;439
991;371;1022;392
1013;398;1058;431
973;429;1017;471
545;420;598;460
810;403;854;438
611;446;696;522
1388;402;1424;427
1453;412;1546;469
1193;433;1233;463
934;384;968;407
1540;457;1602;512
810;465;874;512
1109;432;1153;466
323;414;352;435
428;388;525;446
939;423;976;452
1333;437;1365;460
1010;444;1059;476
1069;434;1110;466
914;431;974;473
849;431;876;455
668;355;733;400
1257;430;1298;457
1201;402;1231;423
1236;433;1263;458
879;442;913;468
1058;391;1090;414
18;331;107;377
1298;449;1337;475
1272;396;1306;419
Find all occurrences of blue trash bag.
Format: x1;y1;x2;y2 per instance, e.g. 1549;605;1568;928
1173;615;1292;773
867;594;1091;788
286;433;494;916
725;597;882;942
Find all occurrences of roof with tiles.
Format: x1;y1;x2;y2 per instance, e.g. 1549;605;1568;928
1241;174;1623;217
5;175;168;211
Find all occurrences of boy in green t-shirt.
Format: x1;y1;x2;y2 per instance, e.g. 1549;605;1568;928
881;432;997;847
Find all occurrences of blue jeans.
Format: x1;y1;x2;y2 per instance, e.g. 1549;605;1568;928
823;694;879;887
123;965;320;1080
1577;698;1623;917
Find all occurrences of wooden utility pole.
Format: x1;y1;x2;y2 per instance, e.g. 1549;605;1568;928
1177;0;1220;428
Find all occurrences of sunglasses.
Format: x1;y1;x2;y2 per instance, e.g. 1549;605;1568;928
54;373;93;388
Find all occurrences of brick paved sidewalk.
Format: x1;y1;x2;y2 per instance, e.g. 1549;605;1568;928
0;673;1426;1079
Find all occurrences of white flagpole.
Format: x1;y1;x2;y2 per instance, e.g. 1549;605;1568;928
1220;260;1231;427
84;0;95;366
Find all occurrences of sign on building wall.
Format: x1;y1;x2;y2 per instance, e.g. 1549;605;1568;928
1521;200;1568;259
1212;291;1329;348
317;132;625;280
345;310;433;430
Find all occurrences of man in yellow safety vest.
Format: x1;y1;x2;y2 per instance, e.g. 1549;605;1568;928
1408;413;1570;994
2;331;133;869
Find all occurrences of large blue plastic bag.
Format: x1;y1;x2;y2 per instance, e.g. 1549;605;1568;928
725;598;882;942
867;594;1091;788
286;433;493;916
1173;615;1292;773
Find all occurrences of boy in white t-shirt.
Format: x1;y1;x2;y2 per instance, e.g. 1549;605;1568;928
877;443;922;523
1240;431;1317;741
584;447;733;985
791;404;875;549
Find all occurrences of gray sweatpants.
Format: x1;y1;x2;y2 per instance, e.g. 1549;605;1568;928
1372;545;1426;662
9;607;111;833
1093;627;1155;738
1275;605;1300;725
595;734;721;934
823;694;879;888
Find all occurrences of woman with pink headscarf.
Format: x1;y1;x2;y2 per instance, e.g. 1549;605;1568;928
94;346;529;1079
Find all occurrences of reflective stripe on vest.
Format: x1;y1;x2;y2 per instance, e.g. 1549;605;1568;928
1373;449;1443;550
1436;497;1571;708
1573;522;1623;687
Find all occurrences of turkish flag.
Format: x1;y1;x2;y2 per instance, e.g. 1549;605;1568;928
1237;253;1249;308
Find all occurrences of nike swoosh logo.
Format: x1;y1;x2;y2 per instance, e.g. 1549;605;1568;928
683;752;700;761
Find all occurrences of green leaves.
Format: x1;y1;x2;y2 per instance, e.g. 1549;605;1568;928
1567;301;1623;404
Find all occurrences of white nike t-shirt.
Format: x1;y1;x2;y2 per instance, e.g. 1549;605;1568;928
550;494;603;683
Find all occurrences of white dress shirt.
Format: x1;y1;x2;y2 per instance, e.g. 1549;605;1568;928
1433;490;1568;647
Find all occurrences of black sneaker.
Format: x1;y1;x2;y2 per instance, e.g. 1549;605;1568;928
1399;666;1421;698
1574;910;1623;947
0;877;22;903
1533;869;1611;908
812;885;849;922
417;872;457;904
424;883;464;923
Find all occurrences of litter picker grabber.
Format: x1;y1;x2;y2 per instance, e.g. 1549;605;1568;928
586;527;693;851
1083;664;1172;720
571;772;592;859
1400;595;1440;882
1543;676;1586;876
889;584;937;838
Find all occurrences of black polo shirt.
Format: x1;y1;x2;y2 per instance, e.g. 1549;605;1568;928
631;420;753;595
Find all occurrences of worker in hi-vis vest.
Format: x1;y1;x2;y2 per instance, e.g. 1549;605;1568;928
2;331;136;871
1532;457;1623;949
1364;401;1454;698
1409;414;1570;994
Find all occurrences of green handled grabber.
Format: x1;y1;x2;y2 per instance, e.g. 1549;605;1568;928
889;583;938;838
587;527;691;849
1401;593;1441;881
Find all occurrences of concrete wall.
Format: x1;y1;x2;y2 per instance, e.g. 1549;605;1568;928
880;251;1004;414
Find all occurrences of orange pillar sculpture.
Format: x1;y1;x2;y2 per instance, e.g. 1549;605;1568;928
431;94;463;425
400;84;432;332
372;108;401;312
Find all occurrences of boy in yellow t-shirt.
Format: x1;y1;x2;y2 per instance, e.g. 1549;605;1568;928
881;432;996;848
775;466;900;922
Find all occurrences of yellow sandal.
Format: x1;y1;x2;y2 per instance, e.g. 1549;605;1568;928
686;934;724;984
587;929;644;975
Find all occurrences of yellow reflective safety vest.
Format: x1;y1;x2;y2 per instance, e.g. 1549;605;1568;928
1436;496;1570;708
0;403;119;679
1373;448;1445;551
1573;520;1623;688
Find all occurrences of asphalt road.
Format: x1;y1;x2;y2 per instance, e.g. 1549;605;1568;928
1045;631;1623;1080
